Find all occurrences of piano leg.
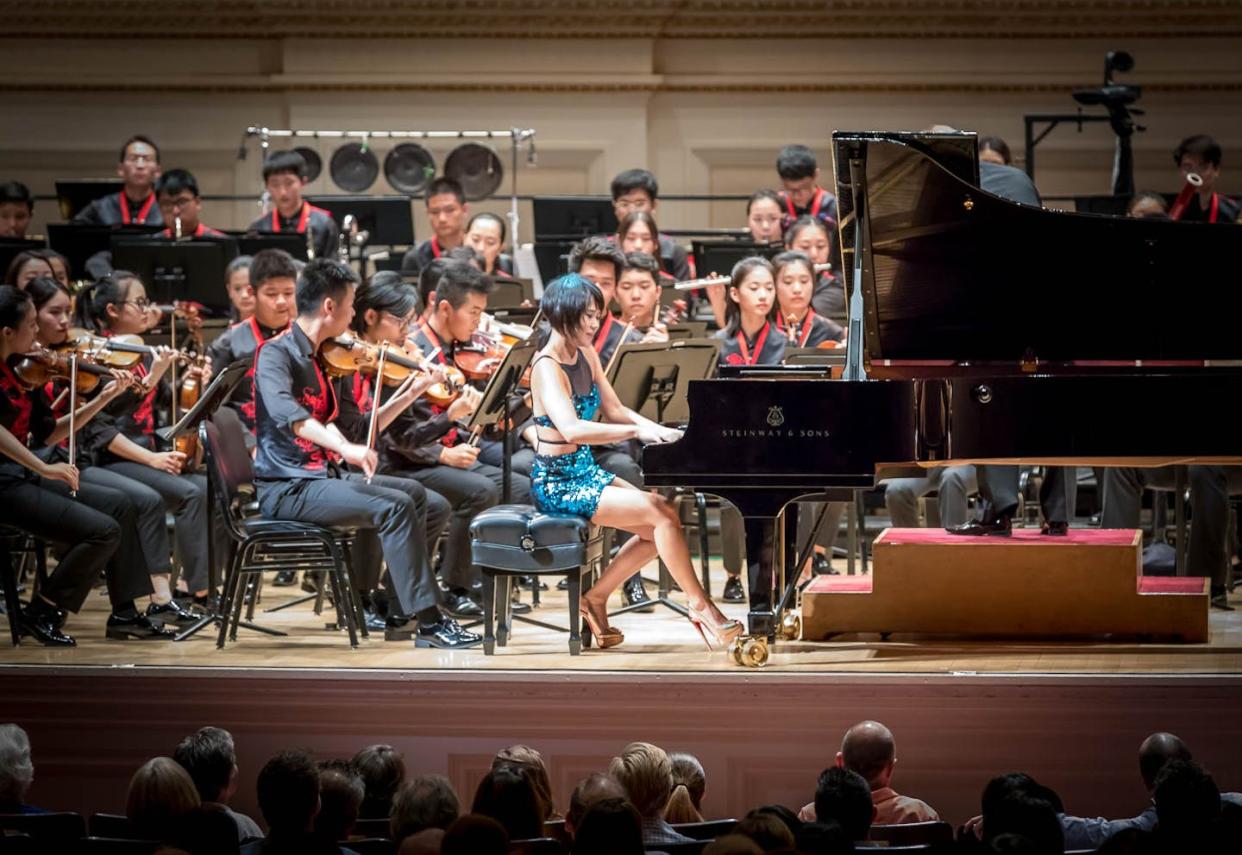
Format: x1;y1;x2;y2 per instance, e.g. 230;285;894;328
744;517;775;638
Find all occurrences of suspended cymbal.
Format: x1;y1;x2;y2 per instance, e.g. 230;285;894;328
384;142;437;195
329;142;379;193
444;142;503;201
292;146;322;183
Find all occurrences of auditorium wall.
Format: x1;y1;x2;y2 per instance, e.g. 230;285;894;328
1;28;1240;242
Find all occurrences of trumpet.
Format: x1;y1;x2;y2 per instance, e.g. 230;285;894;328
673;262;834;290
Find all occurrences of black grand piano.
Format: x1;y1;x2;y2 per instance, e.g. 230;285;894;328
643;130;1242;637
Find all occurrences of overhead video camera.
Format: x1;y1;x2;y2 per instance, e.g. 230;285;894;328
1072;51;1145;140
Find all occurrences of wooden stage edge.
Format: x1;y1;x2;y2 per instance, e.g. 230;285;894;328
5;664;1242;833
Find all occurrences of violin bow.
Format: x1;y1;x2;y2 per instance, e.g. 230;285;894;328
68;354;78;498
362;341;389;484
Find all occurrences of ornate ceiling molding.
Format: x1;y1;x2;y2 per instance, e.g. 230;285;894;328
6;0;1242;40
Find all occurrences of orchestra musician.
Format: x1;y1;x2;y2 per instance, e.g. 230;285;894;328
72;271;217;619
616;253;669;343
567;237;643;365
463;212;515;279
1169;134;1239;224
775;145;837;232
397;263;532;618
4;252;55;290
401;177;470;277
250;258;481;649
224;255;256;323
784;216;845;326
745;189;785;246
327;271;455;633
528;274;741;649
772;250;843;348
0;181;33;239
615;212;677;285
73;135;163;227
155;169;225;239
608;169;694;281
0;285;173;645
247;151;338;261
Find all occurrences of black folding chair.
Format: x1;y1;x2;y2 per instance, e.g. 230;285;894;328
670;819;738;840
0;812;87;843
88;813;137;839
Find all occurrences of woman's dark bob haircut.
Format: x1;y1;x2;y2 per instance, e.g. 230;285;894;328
541;273;605;340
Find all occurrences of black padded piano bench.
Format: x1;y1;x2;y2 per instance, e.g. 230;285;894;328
469;504;603;655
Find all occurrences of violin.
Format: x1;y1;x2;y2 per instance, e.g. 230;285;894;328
453;314;532;381
63;328;176;369
13;345;116;393
321;336;466;409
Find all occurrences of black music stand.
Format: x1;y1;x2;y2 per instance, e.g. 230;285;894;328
111;237;237;315
46;224;162;281
155;362;283;642
223;232;309;262
691;239;782;278
55;179;122;220
305;195;415;246
489;277;536;309
465;334;538;506
0;237;46;277
604;340;720;619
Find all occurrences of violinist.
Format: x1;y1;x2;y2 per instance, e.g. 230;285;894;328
0;285;172;645
207;249;296;435
72;271;216;619
3;251;54;290
330;272;453;631
464;212;515;279
784;215;846;326
398;263;532;618
155;169;225;239
772;251;843;348
251;259;479;648
567;237;642;365
72;135;163;227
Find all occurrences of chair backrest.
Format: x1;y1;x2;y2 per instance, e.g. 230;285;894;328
203;414;255;539
0;812;87;841
75;838;161;854
0;832;34;855
509;837;567;855
670;819;738;840
656;841;709;855
542;818;569;846
856;846;932;853
346;838;396;855
88;813;137;839
868;821;954;847
351;817;391;839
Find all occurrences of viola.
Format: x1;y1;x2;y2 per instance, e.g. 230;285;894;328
14;345;115;393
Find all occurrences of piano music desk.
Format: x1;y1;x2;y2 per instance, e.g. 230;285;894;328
801;529;1209;643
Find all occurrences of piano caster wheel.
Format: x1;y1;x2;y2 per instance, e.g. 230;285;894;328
778;612;801;641
730;636;769;668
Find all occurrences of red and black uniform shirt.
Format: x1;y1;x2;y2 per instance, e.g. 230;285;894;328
72;191;164;227
399;236;453;278
252;324;339;481
810;270;847;325
247;202;339;263
778;187;839;233
207;316;289;433
159;222;226;239
714;321;787;367
0;357;56;479
1172;192;1240;224
381;321;461;470
592;312;644;366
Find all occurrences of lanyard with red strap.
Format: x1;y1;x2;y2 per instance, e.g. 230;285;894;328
593;313;616;354
777;310;816;347
431;236;443;259
119;192;156;225
736;321;772;365
783;187;825;220
272;202;311;234
1170;189;1221;223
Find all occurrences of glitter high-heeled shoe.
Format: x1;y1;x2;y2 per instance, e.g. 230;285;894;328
686;604;743;650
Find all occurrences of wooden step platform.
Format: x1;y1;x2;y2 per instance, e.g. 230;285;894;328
801;529;1209;642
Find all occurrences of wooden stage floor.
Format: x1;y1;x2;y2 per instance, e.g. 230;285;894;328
3;560;1241;676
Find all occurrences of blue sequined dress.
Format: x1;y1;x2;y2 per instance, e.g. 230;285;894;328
530;351;616;519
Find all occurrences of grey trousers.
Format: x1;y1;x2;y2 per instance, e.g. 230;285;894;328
884;465;978;528
1101;466;1242;589
257;474;442;615
976;465;1076;523
345;472;450;601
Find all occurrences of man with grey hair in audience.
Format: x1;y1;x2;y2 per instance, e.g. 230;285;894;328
799;720;939;825
565;772;627;842
173;725;263;841
0;724;40;814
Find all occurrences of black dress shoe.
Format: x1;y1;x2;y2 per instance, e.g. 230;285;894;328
812;554;835;576
946;515;1012;537
192;592;220;613
557;578;570;591
415;617;483;649
623;577;655;612
384;614;415;641
146;599;200;625
106;612;176;640
19;610;76;647
362;609;387;633
518;575;549;592
444;593;484;618
273;570;298;587
722;575;746;603
1211;587;1234;611
510;597;532;615
1040;520;1069;536
301;574;321;594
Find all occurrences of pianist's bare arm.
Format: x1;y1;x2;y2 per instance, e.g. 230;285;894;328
585;346;683;444
532;355;641;446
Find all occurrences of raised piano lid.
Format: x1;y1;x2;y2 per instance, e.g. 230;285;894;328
831;130;1242;370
